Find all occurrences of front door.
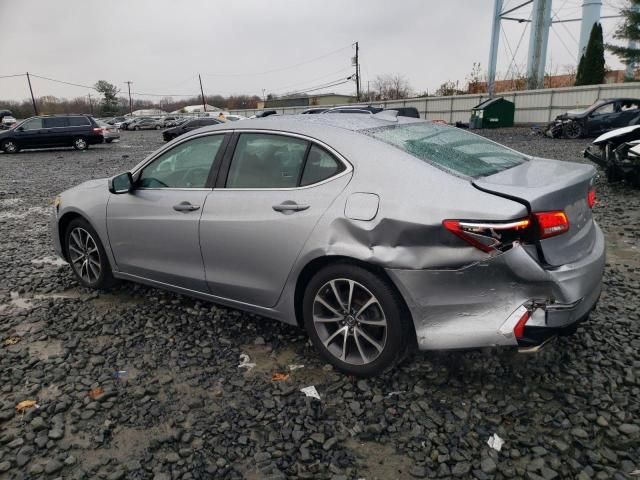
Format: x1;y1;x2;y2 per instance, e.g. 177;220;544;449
107;133;227;291
200;132;351;307
16;117;46;148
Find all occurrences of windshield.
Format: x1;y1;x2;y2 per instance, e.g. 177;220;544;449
361;122;527;178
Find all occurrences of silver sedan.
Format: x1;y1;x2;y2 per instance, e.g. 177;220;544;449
50;113;605;376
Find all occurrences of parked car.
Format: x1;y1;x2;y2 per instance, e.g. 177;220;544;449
50;114;604;376
0;114;103;153
222;114;246;122
301;108;329;114
544;98;640;139
120;117;151;130
162;117;223;141
165;117;188;128
106;116;126;126
0;109;17;129
130;118;162;131
249;110;278;119
96;120;120;143
323;105;384;114
584;124;640;186
160;116;181;128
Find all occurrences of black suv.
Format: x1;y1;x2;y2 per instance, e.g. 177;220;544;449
162;117;223;141
0;115;103;153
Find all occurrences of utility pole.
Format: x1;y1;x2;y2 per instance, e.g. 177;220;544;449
487;0;503;97
526;0;552;90
354;41;361;101
199;74;207;112
125;81;133;115
87;93;93;115
26;72;38;115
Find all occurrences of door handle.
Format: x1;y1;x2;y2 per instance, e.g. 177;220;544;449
272;202;309;213
173;201;200;212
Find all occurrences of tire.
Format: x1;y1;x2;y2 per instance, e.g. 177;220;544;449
105;138;113;144
155;125;161;130
302;263;412;377
65;218;116;289
72;137;88;150
563;120;583;139
1;140;19;153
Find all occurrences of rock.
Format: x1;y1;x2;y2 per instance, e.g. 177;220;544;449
0;461;11;472
30;417;47;431
323;437;338;451
452;462;471;477
44;459;64;474
16;446;34;467
48;427;64;440
619;423;640;435
481;457;496;474
409;465;427;478
165;452;180;463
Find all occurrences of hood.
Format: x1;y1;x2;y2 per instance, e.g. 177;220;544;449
592;125;640;145
61;178;108;196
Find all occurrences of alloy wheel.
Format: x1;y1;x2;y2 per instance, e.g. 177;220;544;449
68;227;101;284
74;138;87;149
312;278;387;365
3;141;17;153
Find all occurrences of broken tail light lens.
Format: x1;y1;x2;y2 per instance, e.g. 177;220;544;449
513;310;530;339
533;211;569;239
442;218;531;253
587;188;596;209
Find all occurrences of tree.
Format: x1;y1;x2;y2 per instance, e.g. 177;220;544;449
434;80;465;97
371;74;412;100
94;80;120;114
576;23;606;85
466;62;485;93
607;0;640;79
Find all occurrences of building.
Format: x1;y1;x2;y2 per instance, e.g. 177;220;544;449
131;108;167;117
264;93;356;109
170;104;221;114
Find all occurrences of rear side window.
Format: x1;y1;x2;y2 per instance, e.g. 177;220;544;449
69;116;90;126
43;117;68;128
301;145;344;186
227;133;308;188
362;123;527;178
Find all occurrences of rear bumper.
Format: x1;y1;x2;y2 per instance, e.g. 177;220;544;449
387;223;605;350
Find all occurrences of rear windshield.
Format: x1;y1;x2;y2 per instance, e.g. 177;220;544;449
361;122;527;177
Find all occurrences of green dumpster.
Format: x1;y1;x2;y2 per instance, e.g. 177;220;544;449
469;97;515;129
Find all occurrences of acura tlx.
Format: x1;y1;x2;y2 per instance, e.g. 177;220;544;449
50;113;605;376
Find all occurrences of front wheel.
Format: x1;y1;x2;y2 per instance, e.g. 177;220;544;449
65;218;115;289
563;121;583;139
303;263;412;377
72;137;88;150
1;140;19;153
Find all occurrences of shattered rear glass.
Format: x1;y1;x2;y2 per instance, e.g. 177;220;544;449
361;122;528;178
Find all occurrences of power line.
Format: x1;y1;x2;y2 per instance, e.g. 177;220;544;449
284;76;354;96
202;44;352;78
0;73;26;79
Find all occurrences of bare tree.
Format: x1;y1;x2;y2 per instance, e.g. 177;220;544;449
371;74;412;100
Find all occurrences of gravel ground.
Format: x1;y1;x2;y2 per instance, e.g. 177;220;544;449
0;127;638;480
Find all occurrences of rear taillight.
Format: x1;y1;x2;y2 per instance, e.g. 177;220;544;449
442;218;531;253
513;310;530;339
533;211;569;239
587;188;596;209
93;127;103;133
444;210;570;252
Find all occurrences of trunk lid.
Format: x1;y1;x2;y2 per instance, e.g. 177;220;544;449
473;158;597;266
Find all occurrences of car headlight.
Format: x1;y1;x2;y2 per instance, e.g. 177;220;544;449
53;196;61;209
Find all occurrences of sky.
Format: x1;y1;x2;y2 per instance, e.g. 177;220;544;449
0;0;630;104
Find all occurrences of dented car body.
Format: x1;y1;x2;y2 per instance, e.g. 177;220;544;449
51;114;605;374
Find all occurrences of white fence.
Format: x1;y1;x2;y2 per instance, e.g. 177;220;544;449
228;82;640;125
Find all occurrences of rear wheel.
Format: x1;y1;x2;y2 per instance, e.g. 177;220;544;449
563;121;583;139
1;140;19;153
65;218;115;289
72;137;88;150
303;263;412;377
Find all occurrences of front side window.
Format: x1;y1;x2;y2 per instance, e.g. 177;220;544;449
593;103;614;115
362;122;527;178
21;118;43;130
139;135;224;188
226;133;308;188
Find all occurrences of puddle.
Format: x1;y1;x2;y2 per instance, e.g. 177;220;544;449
346;438;414;479
31;256;68;267
29;340;64;361
0;206;49;220
0;290;82;314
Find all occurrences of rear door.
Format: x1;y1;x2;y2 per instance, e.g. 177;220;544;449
107;132;229;290
199;132;351;307
42;117;69;146
68;116;92;144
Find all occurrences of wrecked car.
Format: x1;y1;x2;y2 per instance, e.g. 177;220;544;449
544;98;640;139
50;113;605;377
584;124;640;186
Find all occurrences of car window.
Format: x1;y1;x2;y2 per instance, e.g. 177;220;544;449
21;118;43;130
139;135;224;188
69;116;90;126
43;117;68;128
621;101;640;111
300;145;344;186
363;122;527;178
227;133;308;188
593;103;614;115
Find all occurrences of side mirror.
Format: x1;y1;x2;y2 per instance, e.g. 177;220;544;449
108;172;133;194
